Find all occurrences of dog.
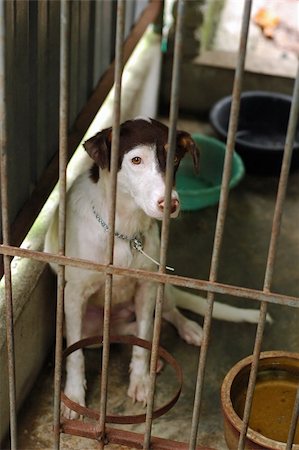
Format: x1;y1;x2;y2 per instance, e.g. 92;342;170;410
45;118;270;419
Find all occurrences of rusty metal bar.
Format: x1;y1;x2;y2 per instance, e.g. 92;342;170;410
286;386;299;450
237;62;299;450
0;1;17;448
1;243;299;308
53;1;69;448
189;1;252;448
98;1;125;446
160;0;185;269
61;421;214;450
143;1;185;448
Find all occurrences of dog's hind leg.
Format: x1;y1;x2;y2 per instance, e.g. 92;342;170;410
163;307;203;346
163;286;203;346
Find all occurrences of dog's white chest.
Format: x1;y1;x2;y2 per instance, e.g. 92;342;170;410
113;238;136;268
87;273;137;307
83;239;146;307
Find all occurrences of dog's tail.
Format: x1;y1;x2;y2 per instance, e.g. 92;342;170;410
167;285;272;324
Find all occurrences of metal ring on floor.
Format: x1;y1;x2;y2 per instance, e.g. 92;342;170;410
61;334;183;424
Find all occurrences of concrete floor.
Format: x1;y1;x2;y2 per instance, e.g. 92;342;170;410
9;117;299;450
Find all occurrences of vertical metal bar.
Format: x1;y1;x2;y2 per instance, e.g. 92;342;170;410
263;66;299;290
0;1;18;448
98;1;125;447
143;1;185;448
286;386;299;450
53;1;69;448
189;2;252;448
238;63;299;450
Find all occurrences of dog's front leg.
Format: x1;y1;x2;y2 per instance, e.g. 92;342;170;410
63;281;88;419
127;280;156;405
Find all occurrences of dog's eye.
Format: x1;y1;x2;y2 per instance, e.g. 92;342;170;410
131;156;142;165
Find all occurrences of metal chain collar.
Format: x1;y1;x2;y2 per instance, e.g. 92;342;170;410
91;204;174;271
91;204;145;252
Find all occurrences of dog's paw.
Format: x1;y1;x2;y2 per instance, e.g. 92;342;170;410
178;319;203;346
62;383;86;420
127;372;150;405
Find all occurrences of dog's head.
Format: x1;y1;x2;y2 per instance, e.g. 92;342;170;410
84;118;199;220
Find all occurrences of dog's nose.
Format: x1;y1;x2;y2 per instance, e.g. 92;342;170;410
158;198;179;214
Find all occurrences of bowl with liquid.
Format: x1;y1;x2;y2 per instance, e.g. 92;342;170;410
221;351;299;450
210;91;299;175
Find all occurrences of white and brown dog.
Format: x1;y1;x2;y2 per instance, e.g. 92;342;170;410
45;118;269;418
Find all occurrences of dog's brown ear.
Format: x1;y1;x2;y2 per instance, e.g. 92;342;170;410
177;131;200;173
83;127;112;169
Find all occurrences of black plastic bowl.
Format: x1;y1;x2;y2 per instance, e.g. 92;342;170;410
210;91;299;175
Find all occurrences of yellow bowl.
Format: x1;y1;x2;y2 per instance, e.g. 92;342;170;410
221;351;299;450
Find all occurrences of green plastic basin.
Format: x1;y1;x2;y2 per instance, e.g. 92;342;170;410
177;133;245;211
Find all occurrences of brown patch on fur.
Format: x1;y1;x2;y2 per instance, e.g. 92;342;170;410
84;128;111;169
177;131;200;173
83;119;199;176
89;163;100;183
